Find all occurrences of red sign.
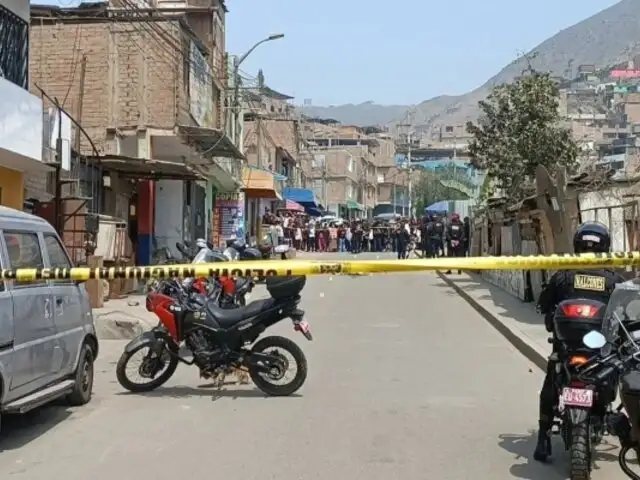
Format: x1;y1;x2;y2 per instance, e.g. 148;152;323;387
610;70;640;78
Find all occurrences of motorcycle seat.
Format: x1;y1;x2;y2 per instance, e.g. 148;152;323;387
205;298;276;328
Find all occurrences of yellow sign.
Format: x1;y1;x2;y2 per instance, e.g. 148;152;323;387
1;251;640;281
574;274;606;291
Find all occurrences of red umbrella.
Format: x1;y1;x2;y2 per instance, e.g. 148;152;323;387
285;199;305;212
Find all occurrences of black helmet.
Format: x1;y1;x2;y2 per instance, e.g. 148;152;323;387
573;221;611;254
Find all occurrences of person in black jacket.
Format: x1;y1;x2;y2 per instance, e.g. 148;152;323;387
445;213;465;274
430;215;445;258
396;222;411;259
533;221;626;462
463;216;470;256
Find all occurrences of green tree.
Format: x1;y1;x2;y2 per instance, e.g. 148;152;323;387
466;68;579;199
413;167;471;215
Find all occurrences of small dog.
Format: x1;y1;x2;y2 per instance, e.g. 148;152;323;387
210;367;250;387
234;367;250;385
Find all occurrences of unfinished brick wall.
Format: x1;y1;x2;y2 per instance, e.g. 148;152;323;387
30;18;185;152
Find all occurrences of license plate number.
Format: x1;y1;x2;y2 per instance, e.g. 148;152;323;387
561;387;594;407
295;320;310;333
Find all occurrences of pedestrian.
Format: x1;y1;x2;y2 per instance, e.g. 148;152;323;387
445;213;465;274
308;220;316;252
396;222;410;259
463;216;470;256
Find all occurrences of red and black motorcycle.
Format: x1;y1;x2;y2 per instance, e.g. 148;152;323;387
116;275;311;396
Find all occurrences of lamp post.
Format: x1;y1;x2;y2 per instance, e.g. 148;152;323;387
232;33;284;127
231;34;284;160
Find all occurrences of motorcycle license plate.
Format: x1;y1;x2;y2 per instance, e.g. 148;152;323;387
561;387;594;407
295;320;310;334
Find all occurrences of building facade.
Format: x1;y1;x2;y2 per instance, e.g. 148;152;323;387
0;0;47;210
29;0;243;262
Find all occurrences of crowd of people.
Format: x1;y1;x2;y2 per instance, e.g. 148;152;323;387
261;209;471;266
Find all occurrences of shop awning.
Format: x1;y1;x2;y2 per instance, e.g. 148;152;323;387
424;200;449;213
242;167;282;200
282;187;318;206
86;154;205;180
346;200;364;210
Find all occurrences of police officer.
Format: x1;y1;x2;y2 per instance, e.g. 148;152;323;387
431;215;445;258
533;221;626;462
421;216;434;257
445;213;465;274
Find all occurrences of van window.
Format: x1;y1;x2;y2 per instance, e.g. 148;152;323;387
3;232;46;287
44;234;73;285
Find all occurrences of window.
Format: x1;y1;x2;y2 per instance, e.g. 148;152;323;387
312;154;325;168
377;174;384;183
445;126;454;133
348;156;355;172
0;5;29;89
4;232;45;287
347;183;353;198
44;235;72;270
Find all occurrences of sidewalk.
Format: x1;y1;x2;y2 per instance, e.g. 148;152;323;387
92;295;157;340
437;271;549;370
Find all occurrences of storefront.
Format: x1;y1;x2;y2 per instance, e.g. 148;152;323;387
242;167;282;238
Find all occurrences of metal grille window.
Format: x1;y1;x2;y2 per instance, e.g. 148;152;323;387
0;5;28;89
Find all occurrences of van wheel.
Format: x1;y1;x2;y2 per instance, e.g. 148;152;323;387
66;345;94;406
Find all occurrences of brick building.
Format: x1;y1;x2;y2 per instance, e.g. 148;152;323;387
29;0;243;263
240;85;312;234
302;123;403;218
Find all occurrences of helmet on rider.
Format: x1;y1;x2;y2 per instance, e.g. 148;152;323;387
573;221;611;254
451;213;460;222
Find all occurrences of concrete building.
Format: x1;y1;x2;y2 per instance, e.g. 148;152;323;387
304;122;385;218
29;0;244;262
0;0;48;210
241;85;312;235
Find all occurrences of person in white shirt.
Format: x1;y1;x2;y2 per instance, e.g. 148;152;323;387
308;222;316;251
345;226;352;252
275;222;284;245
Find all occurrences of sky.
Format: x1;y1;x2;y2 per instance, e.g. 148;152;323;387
32;0;622;106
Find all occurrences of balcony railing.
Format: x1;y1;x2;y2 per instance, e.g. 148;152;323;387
0;5;28;90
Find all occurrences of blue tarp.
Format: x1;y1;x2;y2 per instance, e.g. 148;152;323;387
306;207;324;217
424;201;449;213
282;187;318;206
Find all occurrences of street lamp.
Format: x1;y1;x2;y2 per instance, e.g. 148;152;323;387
231;33;285;146
235;34;285;69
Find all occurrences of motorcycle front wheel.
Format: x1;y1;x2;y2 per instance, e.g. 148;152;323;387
570;423;592;480
116;342;179;393
248;336;307;396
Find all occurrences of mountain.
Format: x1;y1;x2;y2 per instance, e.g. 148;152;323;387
299;0;640;128
298;101;409;126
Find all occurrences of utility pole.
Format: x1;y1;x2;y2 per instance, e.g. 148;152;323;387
55;103;63;234
256;115;263;168
407;130;413;219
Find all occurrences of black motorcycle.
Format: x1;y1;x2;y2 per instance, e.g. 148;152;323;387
574;280;640;480
545;298;617;479
226;238;262;260
116;275;312;397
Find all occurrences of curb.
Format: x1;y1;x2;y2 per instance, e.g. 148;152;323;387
436;271;547;371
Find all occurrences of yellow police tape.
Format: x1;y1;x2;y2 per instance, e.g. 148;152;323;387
1;251;640;281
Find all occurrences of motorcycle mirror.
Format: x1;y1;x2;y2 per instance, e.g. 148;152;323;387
583;331;606;349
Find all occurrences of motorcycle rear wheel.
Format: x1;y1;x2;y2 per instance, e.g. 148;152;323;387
116;342;178;393
248;336;307;396
570;423;592;480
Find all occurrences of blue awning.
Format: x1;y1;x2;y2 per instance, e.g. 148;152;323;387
424;201;449;213
306;207;324;217
282;187;318;206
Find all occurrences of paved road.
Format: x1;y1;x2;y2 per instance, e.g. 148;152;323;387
0;253;623;479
